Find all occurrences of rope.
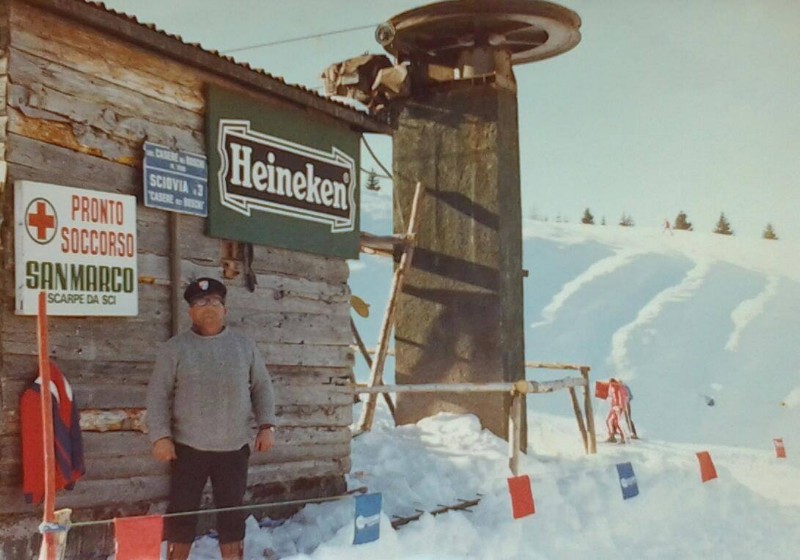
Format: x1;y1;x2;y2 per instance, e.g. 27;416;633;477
222;23;379;54
46;489;366;533
360;137;410;233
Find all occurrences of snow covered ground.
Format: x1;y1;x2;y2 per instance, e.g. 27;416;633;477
187;221;800;559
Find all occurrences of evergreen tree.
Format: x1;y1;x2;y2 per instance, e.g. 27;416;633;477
364;169;381;191
581;208;594;225
762;223;779;240
674;211;693;231
713;212;734;235
619;213;635;227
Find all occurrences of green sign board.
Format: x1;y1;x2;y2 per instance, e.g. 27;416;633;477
206;85;360;258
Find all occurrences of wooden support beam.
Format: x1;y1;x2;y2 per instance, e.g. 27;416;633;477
568;387;589;454
508;393;522;476
359;232;414;258
580;367;597;454
79;409;147;433
349;318;395;417
391;497;481;529
354;377;585;395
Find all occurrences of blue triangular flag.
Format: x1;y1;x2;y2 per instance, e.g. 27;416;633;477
353;492;382;545
616;462;639;500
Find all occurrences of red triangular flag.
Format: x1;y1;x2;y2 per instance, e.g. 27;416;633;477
774;438;787;459
507;475;535;519
595;381;609;399
114;515;163;560
696;451;718;483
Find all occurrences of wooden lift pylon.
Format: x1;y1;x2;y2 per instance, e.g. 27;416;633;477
356;182;425;434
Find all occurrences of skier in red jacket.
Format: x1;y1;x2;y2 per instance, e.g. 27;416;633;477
605;378;630;443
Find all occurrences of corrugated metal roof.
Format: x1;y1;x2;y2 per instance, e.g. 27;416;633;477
23;0;391;134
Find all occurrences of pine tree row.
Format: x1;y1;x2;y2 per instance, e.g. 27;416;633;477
576;208;779;240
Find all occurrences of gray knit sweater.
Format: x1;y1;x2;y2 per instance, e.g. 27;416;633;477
146;327;277;451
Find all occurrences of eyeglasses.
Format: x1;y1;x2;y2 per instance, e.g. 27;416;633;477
191;297;224;308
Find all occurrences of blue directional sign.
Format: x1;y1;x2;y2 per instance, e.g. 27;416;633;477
143;142;208;216
616;462;639;500
353;493;382;545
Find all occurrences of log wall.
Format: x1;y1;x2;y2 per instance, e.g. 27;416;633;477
0;2;359;556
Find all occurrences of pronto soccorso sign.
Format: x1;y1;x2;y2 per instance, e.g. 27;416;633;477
14;181;138;316
206;86;360;259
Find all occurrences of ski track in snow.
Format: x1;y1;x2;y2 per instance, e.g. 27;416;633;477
724;276;780;352
609;261;711;379
531;249;642;328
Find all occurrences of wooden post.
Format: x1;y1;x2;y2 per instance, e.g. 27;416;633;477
350;318;395;417
169;212;182;337
53;509;72;560
36;292;56;560
569;386;589;454
357;182;425;433
508;392;522;476
580;367;597;454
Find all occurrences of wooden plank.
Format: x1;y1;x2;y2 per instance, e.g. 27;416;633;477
136;206;169;257
6;135;138;195
1;401;353;437
0;457;348;514
174;261;350;303
1;425;349;468
0;376;352;416
7;103;123;165
1;441;350;488
0;336;352;372
259;342;354;368
250;245;350;284
10;5;205;113
8;47;203;132
232;312;351;346
1;313;170;363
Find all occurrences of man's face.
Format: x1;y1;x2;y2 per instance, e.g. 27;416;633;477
187;295;226;332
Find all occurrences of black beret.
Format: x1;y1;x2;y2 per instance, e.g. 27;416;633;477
183;277;227;304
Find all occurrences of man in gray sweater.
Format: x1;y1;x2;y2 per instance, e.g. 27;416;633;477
146;277;277;560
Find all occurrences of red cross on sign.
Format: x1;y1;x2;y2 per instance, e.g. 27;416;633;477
26;198;58;243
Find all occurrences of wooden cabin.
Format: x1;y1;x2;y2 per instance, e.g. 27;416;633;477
0;0;388;556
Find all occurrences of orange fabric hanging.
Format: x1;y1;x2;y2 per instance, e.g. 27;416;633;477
696;451;718;483
20;361;85;504
507;475;535;519
114;515;164;560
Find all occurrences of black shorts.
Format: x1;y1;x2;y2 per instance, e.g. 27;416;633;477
164;443;250;544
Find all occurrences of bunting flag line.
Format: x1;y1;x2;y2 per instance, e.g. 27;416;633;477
773;438;786;459
114;515;163;560
353;492;382;545
696;451;718;483
507;475;535;519
616;462;639;500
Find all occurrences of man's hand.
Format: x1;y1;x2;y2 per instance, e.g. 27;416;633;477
152;438;177;462
254;428;275;453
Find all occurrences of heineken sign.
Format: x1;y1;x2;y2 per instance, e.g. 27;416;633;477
218;120;355;232
14;181;138;316
207;86;360;258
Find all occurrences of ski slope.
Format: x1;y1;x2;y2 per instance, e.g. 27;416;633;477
185;222;800;559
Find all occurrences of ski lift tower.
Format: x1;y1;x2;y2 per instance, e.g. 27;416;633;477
380;0;581;443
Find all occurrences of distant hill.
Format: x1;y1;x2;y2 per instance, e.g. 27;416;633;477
349;220;800;448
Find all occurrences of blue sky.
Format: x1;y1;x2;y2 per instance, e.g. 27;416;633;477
103;0;800;241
